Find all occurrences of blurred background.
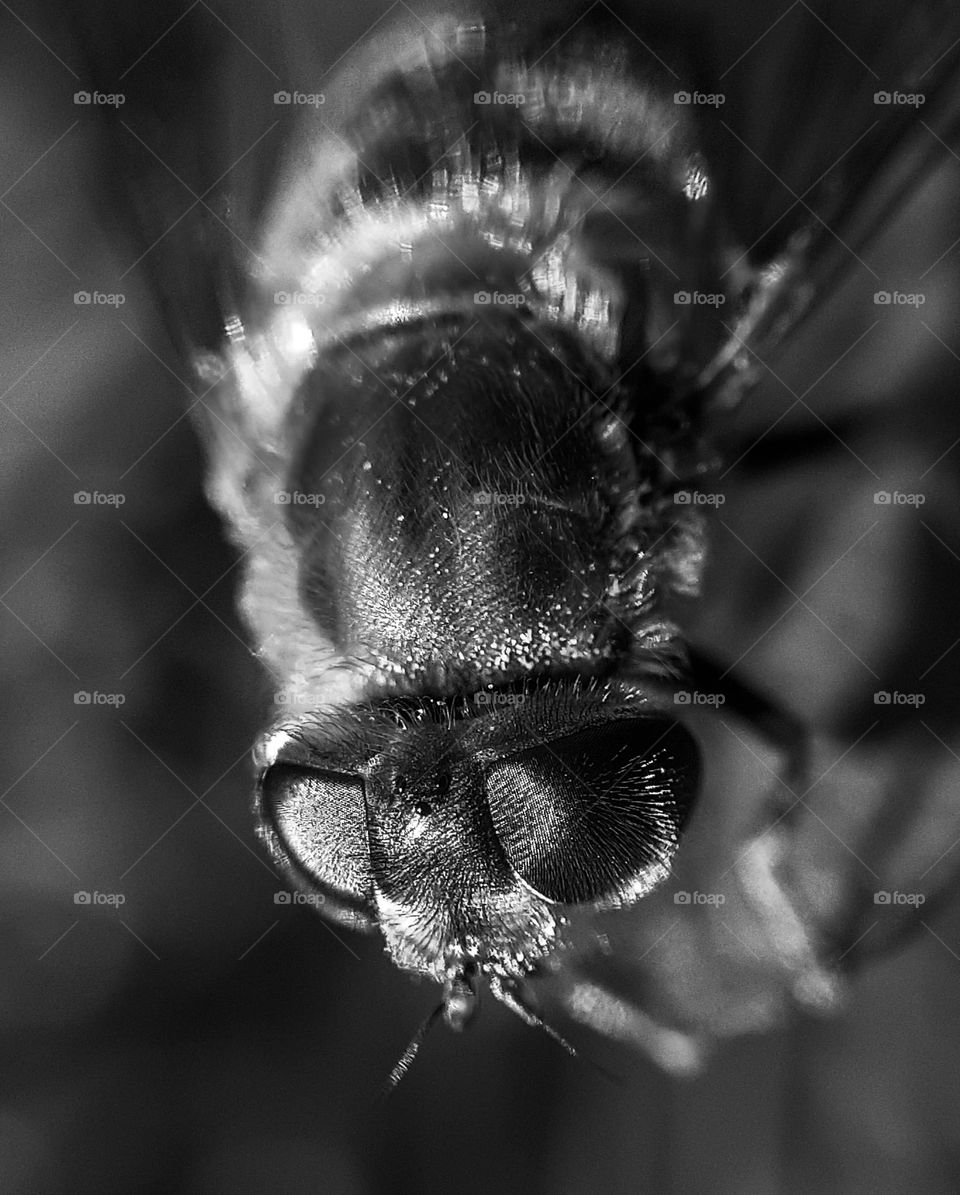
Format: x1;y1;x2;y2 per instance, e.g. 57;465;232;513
2;1;960;1192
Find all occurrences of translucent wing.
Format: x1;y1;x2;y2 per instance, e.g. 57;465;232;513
515;1;960;1068
689;0;960;398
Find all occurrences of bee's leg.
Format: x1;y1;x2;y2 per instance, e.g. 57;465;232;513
494;974;704;1080
684;646;810;796
722;415;872;478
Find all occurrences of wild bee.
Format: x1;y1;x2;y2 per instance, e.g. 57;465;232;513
76;0;960;1076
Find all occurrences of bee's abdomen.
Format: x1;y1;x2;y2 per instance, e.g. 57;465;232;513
258;9;731;375
206;7;730;699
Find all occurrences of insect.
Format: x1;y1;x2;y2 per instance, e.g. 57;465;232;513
77;0;960;1075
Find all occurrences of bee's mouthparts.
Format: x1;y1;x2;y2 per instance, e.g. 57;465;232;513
442;964;480;1033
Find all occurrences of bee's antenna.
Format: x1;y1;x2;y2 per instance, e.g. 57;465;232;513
489;976;579;1057
490;977;624;1087
378;965;482;1099
378;1002;445;1098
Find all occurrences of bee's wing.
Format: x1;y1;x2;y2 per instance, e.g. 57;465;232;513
68;0;284;357
706;0;960;265
517;2;960;1070
683;0;960;953
72;0;960;383
686;0;960;387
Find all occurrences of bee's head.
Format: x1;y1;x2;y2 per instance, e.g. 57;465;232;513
256;679;700;989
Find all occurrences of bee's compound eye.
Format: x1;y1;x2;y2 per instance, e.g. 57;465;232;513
259;763;374;912
484;717;699;907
